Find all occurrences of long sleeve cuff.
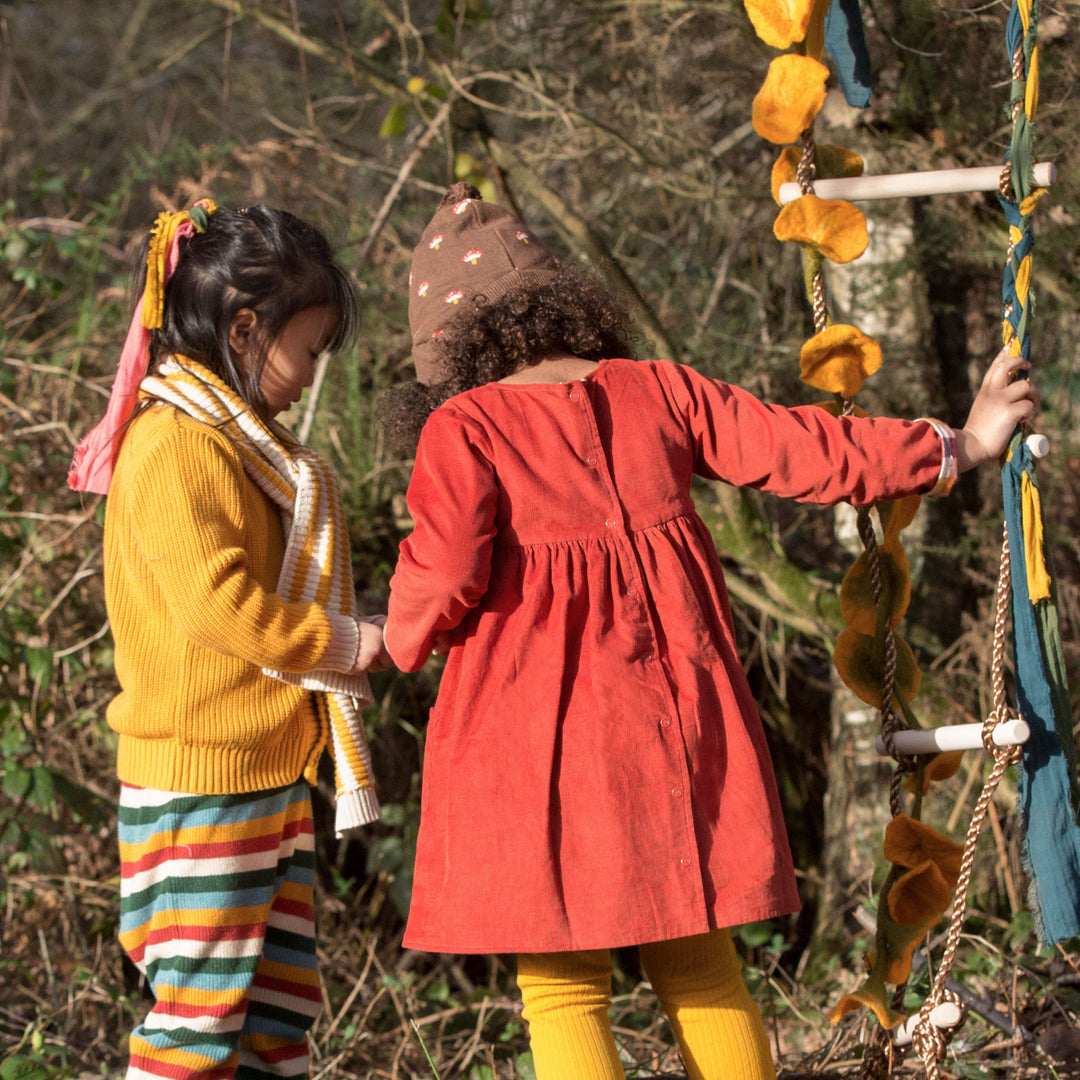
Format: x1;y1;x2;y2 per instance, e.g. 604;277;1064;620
920;418;958;498
335;786;382;836
322;613;360;673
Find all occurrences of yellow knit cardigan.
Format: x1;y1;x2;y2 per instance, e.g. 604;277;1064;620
103;403;361;795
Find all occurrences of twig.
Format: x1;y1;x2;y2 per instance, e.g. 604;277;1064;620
689;240;735;352
321;937;378;1047
298;98;453;443
946;746;985;833
287;0;316;129
196;0;409;104
986;799;1021;914
53;620;111;659
2;357;113;399
38;929;55;995
37;550;99;627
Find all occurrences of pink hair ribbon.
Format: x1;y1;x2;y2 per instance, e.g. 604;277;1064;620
67;199;217;494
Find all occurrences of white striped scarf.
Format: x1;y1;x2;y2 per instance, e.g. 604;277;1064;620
141;356;380;834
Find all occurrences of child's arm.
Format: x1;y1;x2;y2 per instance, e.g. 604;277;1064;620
954;346;1040;471
351;615;393;674
662;346;1038;507
384;407;499;672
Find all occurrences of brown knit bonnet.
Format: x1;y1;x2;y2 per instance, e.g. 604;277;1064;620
408;181;561;385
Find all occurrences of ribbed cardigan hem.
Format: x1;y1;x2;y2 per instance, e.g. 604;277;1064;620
116;730;319;796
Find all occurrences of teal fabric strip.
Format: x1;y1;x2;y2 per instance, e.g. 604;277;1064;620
1002;440;1080;945
824;0;872;108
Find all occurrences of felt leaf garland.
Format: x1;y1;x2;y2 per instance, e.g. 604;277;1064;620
771;144;864;205
752;55;830;145
840;540;911;635
743;0;816;49
882;814;964;887
903;751;964;795
834;628;921;709
799;323;882;396
743;0;987;1040
774;195;869;263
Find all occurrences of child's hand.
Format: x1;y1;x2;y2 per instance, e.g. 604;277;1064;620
957;346;1041;471
352;615;393;674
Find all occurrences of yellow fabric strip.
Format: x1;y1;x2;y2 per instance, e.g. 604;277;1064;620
1021;470;1052;603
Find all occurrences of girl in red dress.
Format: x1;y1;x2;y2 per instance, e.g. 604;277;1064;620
381;183;1038;1080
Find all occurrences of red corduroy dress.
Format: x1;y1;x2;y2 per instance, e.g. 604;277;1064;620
386;358;944;955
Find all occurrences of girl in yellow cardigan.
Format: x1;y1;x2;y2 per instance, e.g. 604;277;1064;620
69;200;386;1080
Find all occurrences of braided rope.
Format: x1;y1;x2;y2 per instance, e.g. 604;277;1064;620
858;1042;892;1080
856;510;913;817
797;124;829;333
910;988;966;1079
913;526;1021;1077
997;41;1027;201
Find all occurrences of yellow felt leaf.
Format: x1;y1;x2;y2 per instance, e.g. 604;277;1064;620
902;751;964;795
828;948;905;1028
834;628;921;709
888;860;954;925
771;147;802;204
775;195;869;263
840;540;911;635
881;494;922;544
772;144;865;207
744;0;816;48
752;55;830;145
799;323;881;396
815;144;865;181
829;985;905;1029
883;814;963;888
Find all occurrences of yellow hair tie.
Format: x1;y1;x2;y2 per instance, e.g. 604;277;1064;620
141;198;219;330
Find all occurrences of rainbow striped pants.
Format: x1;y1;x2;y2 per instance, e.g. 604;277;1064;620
118;780;321;1080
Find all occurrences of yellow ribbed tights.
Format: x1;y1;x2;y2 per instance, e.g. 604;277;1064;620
517;929;774;1080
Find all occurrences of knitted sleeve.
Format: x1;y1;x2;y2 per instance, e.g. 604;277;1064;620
656;360;945;508
384;406;499;672
125;421;356;674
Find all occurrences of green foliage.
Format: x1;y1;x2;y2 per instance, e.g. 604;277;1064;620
379;103;411;139
365;800;420;920
1;1056;57;1080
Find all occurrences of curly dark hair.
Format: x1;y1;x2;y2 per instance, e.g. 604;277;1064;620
379;264;636;454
